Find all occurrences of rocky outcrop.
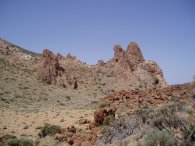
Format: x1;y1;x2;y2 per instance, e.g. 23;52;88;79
124;42;145;70
38;49;64;84
0;39;40;61
37;41;167;90
37;49;79;89
96;42;167;90
94;107;116;125
113;45;125;63
110;42;145;71
100;83;194;116
135;60;167;87
97;59;105;66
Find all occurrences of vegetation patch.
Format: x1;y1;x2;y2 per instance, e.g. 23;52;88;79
38;123;62;137
139;130;177;146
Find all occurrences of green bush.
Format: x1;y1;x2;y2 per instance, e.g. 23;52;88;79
142;130;177;146
6;138;19;146
38;123;61;137
19;138;33;146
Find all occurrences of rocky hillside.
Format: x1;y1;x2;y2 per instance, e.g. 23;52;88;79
0;39;194;146
36;41;167;93
0;38;40;63
0;38;167;93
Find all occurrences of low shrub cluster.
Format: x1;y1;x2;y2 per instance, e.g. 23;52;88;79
139;130;177;146
99;102;195;145
38;123;61;137
6;137;34;146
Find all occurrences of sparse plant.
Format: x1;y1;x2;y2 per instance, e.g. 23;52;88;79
38;123;61;137
100;126;109;134
170;96;179;101
182;123;195;146
19;137;33;146
134;106;150;123
185;106;194;115
34;139;40;146
148;103;182;130
103;115;115;125
152;115;164;128
6;138;19;146
65;95;71;100
141;130;177;146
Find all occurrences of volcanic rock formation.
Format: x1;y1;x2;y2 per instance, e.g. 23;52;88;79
37;41;167;91
38;49;64;84
95;42;167;91
37;49;78;89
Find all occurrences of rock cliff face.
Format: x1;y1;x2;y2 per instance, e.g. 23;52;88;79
37;41;167;91
95;42;167;91
111;42;145;70
37;49;78;89
125;42;145;70
38;49;64;84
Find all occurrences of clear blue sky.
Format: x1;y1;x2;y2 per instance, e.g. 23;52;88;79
0;0;195;84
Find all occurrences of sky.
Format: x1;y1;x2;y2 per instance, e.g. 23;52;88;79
0;0;195;84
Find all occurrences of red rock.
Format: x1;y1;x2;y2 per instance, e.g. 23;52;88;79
124;42;145;70
38;49;64;84
94;107;116;125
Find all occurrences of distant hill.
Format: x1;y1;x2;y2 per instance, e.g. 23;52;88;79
0;38;41;57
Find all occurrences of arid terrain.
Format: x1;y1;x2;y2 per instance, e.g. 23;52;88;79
0;38;194;146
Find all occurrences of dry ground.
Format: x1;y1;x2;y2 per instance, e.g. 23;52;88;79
0;57;102;138
0;107;94;138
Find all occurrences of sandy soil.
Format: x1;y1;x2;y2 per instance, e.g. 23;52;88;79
0;107;94;138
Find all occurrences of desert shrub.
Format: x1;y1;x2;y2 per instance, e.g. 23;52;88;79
141;130;177;146
149;103;178;118
103;115;115;125
170;96;180;101
185;106;194;115
134;105;153;124
34;139;40;146
152;115;164;128
65;95;71;100
19;137;33;146
159;103;178;113
149;103;184;131
100;126;109;135
182;123;195;146
6;138;19;146
100;118;142;144
38;123;61;137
